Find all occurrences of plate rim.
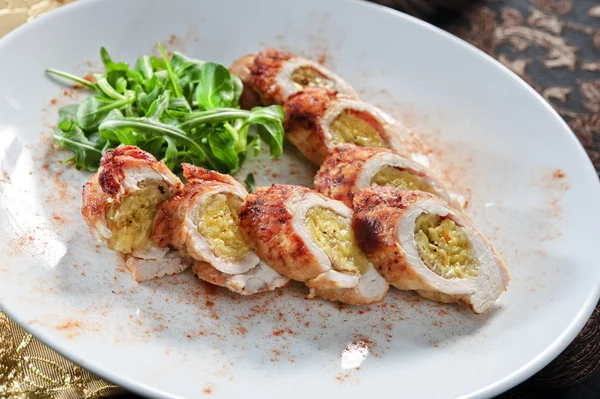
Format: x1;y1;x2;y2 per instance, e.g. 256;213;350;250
0;0;599;397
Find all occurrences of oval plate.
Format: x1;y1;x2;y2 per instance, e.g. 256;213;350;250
0;0;599;398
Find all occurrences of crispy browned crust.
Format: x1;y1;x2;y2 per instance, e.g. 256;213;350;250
81;146;181;240
311;286;387;306
249;49;295;105
314;145;390;207
238;184;327;282
352;186;432;289
151;164;241;250
192;260;229;288
229;54;260;109
283;88;339;165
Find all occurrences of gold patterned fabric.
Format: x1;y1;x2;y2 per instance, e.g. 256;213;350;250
0;313;122;398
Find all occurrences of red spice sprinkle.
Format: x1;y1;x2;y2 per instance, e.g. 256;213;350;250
50;98;58;105
56;320;81;330
203;387;213;394
272;329;285;336
552;169;566;179
205;300;214;308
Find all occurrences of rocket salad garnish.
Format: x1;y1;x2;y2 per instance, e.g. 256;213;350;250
47;44;284;174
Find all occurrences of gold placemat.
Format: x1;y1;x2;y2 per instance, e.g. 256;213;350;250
0;313;122;398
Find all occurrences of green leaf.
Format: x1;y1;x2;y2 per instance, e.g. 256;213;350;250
195;62;239;109
246;135;261;157
99;117;213;167
207;125;239;173
245;105;285;158
135;55;154;80
53;120;106;171
58;104;79;120
243;173;256;193
116;76;128;94
76;96;134;131
163;137;179;170
146;90;171;120
137;84;162;115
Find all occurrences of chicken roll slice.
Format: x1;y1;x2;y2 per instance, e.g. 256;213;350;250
230;49;357;107
239;184;388;305
352;186;509;313
81;146;187;281
284;88;408;165
315;145;459;209
152;165;289;295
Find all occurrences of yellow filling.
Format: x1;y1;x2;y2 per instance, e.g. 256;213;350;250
414;214;479;279
196;193;251;262
329;110;388;148
106;179;172;254
291;67;336;90
372;166;435;193
305;206;369;274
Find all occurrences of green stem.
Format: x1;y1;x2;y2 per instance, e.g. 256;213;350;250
177;109;250;131
97;76;126;100
139;55;153;80
53;134;103;153
158;43;183;98
46;68;96;89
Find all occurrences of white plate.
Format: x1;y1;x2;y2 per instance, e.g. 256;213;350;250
1;0;599;398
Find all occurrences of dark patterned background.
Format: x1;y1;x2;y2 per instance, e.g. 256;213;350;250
369;1;600;398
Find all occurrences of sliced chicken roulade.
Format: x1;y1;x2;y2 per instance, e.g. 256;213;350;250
238;184;388;305
284;88;408;165
229;49;357;107
81;146;187;282
315;145;459;209
352;186;509;313
151;165;289;295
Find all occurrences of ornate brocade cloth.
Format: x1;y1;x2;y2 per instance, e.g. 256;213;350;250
0;0;598;398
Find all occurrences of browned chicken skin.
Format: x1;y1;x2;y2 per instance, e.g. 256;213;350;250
81;146;186;282
283;88;408;165
229;49;357;107
314;144;459;209
152;164;289;295
352;186;509;313
239;184;388;305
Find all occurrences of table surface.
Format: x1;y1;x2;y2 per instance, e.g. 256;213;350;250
0;0;598;398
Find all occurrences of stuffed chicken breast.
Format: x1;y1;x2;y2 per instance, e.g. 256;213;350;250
81;146;187;281
239;184;388;305
229;49;357;107
284;88;408;165
152;165;288;295
352;186;509;313
315;145;459;209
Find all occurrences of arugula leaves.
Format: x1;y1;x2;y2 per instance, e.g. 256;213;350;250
46;45;285;174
